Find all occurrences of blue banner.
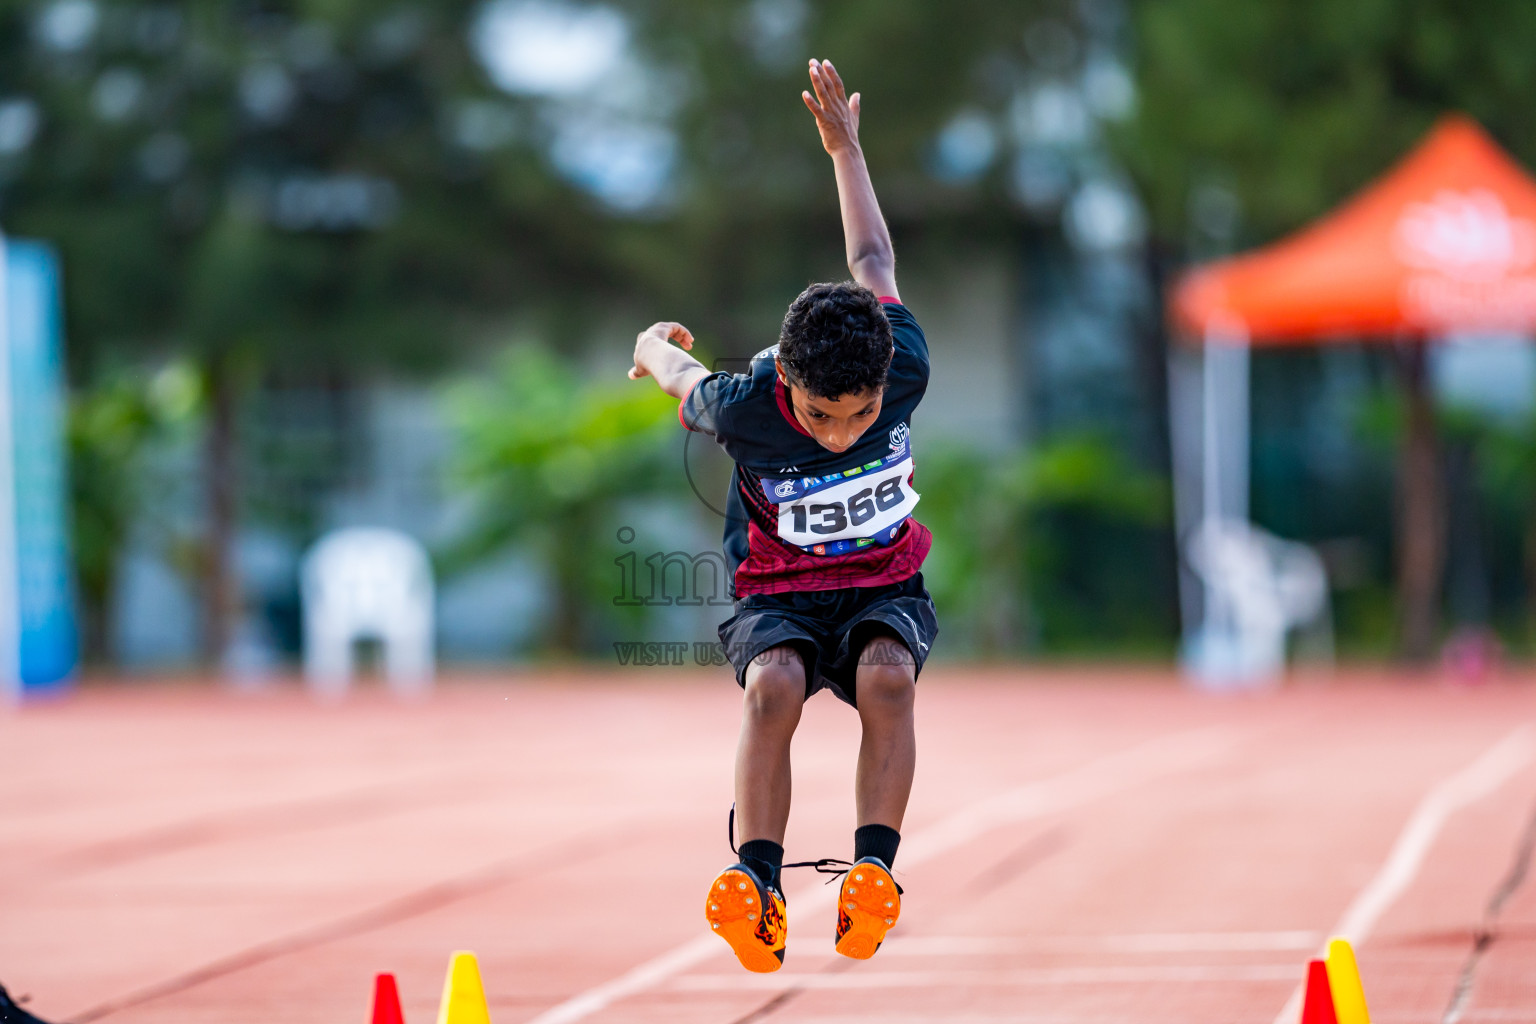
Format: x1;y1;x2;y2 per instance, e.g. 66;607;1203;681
4;239;77;692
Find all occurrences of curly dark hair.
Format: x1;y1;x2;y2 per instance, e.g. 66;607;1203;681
777;281;893;399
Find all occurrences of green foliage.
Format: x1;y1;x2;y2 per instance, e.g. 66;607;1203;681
618;0;1047;347
1331;583;1400;659
1124;0;1536;242
919;434;1173;656
0;0;1057;375
68;359;202;659
1127;4;1536;657
1478;415;1536;504
0;0;656;659
1027;437;1169;520
441;342;683;652
0;0;554;376
1337;375;1536;652
0;0;1184;664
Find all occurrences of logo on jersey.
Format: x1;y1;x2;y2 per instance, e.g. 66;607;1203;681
778;466;800;474
773;480;797;498
889;422;909;452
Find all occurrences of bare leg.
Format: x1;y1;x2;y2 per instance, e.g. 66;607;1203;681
854;635;916;829
733;645;807;846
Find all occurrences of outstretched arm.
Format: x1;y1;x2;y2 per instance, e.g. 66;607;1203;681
628;321;710;400
802;58;899;302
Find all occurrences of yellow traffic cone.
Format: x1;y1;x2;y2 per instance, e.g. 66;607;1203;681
436;951;492;1024
1324;937;1371;1024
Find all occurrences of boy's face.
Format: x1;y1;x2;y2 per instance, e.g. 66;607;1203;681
776;358;884;454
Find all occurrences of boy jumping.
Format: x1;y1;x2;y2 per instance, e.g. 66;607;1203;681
627;59;937;972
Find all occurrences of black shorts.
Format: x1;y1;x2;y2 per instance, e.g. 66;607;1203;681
716;572;939;708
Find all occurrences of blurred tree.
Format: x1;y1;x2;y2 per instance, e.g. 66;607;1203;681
607;0;1048;344
1124;0;1536;240
1123;0;1536;660
619;0;1185;655
920;435;1169;656
68;359;201;662
442;343;680;653
0;0;637;665
1479;412;1536;645
2;0;1156;663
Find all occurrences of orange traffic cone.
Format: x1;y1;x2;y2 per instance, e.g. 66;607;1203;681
1300;958;1338;1024
370;973;405;1024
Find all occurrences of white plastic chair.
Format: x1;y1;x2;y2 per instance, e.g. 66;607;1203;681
301;527;434;698
1184;518;1332;685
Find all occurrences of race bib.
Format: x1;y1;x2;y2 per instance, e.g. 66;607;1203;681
761;448;920;556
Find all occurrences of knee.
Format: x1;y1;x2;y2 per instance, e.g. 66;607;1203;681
743;647;806;723
856;638;915;714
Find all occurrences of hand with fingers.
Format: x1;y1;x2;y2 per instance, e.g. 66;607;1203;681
629;321;710;400
629;321;695;380
799;57;898;298
802;58;861;157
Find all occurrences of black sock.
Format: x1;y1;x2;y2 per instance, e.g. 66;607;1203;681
737;838;784;894
854;824;901;869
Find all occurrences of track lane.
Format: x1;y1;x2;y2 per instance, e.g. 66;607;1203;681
2;672;1534;1024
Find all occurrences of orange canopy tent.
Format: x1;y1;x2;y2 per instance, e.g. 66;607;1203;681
1167;116;1536;671
1173;116;1536;342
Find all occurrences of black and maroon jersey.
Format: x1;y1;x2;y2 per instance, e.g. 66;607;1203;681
679;299;931;598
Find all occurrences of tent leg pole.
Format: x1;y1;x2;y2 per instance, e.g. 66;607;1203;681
1396;341;1444;663
1201;333;1219;636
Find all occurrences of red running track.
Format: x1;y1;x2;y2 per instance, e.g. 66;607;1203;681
2;668;1534;1024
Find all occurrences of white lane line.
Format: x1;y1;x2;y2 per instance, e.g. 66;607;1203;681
779;1019;1200;1024
525;728;1236;1024
1270;725;1536;1024
779;1017;1174;1024
898;729;1235;866
739;931;1319;959
1095;930;1318;953
671;964;1299;990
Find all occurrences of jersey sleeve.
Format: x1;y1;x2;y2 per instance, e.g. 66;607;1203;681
678;370;750;440
882;300;930;385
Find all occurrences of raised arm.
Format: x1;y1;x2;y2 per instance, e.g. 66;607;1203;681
802;59;899;302
628;321;711;400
